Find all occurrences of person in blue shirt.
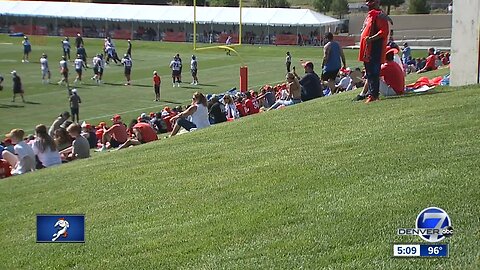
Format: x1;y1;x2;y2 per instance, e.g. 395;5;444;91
402;42;411;65
22;36;31;63
321;32;346;95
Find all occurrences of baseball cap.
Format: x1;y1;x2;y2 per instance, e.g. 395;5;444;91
72;88;77;94
5;128;24;139
111;114;122;121
386;48;399;56
10;70;16;75
153;71;157;75
140;113;147;118
302;61;314;69
386;46;399;55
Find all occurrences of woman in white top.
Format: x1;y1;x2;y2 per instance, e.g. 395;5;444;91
2;129;35;175
223;94;239;119
170;92;210;136
32;124;62;168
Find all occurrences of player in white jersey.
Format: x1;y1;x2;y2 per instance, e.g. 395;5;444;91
92;54;104;84
105;37;121;64
225;36;232;56
40;53;50;84
58;56;70;93
169;56;182;87
62;37;71;61
121;54;133;86
73;54;85;84
190;55;198;85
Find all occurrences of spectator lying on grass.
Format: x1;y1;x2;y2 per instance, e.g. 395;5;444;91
117;119;158;150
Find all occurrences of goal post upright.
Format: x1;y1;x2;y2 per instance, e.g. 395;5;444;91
239;0;242;45
193;0;197;50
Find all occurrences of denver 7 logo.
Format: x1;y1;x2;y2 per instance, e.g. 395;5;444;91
416;207;452;242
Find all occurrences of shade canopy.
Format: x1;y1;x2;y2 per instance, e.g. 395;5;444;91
0;1;340;27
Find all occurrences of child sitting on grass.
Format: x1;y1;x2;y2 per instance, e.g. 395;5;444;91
60;123;90;161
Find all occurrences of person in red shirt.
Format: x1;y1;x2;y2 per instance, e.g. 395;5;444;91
97;114;128;151
243;91;259;115
153;71;161;102
417;48;438;74
380;49;405;96
359;0;390;103
117;121;158;150
235;96;246;117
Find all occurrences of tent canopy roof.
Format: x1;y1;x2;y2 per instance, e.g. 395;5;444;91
0;1;340;27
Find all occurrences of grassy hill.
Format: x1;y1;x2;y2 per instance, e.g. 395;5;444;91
1;83;479;268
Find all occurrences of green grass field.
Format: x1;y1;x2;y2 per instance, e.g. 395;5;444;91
1;35;476;269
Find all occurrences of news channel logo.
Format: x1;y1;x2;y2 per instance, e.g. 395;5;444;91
397;207;453;243
36;214;85;243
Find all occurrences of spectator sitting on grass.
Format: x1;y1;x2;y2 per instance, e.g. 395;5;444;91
2;129;35;176
209;95;227;124
31;124;62;169
60;123;90;160
170;92;211;136
97;114;129;151
235;95;247;117
117;120;158;150
49;111;71;137
354;49;405;99
335;70;353;93
53;128;72;151
81;123;98;149
268;72;302;110
223;94;240;120
293;61;323;101
256;85;276;109
348;67;365;90
417;48;437;74
243;91;260;115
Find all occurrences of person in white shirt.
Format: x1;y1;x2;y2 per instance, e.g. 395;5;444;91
92;54;104;84
31;125;62;168
58;56;69;88
73;54;85;84
190;55;198;85
62;37;71;61
335;71;353;92
40;53;50;84
225;36;232;55
2;129;35;175
169;92;210;136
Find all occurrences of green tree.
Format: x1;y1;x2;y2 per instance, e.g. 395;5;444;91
255;0;290;8
209;0;238;6
313;0;332;12
408;0;430;14
273;0;290;8
381;0;405;14
330;0;348;19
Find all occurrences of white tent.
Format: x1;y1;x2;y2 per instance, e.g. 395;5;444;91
0;1;340;27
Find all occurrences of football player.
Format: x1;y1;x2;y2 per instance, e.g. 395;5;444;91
121;54;133;86
73;54;85;85
40;53;51;84
62;37;71;61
